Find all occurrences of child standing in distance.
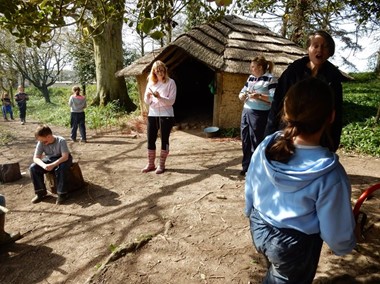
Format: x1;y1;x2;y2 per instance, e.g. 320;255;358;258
245;78;356;283
238;56;277;176
1;92;14;121
15;85;29;125
68;86;87;142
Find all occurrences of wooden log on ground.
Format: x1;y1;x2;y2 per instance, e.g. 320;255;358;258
0;162;22;183
45;162;85;194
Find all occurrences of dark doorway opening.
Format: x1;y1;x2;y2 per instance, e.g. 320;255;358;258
171;57;215;126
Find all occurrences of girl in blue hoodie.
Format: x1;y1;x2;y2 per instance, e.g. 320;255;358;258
245;77;356;283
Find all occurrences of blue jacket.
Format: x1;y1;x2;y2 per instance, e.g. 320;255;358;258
245;132;356;256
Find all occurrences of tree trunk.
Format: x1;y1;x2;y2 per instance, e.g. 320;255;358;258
92;17;136;112
375;49;380;76
38;84;51;103
290;0;311;46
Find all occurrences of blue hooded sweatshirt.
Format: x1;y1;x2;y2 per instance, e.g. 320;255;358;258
245;132;356;256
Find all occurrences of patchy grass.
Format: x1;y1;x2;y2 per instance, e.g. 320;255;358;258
0;128;15;146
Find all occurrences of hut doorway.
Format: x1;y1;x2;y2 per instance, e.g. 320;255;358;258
171;57;214;126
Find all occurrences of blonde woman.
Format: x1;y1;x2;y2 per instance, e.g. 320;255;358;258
142;61;177;174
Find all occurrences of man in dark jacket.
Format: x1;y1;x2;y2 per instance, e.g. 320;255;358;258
265;30;346;152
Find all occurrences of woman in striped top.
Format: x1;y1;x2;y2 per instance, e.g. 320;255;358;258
239;56;278;176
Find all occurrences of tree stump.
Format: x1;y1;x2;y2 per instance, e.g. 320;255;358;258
45;162;85;194
0;162;22;183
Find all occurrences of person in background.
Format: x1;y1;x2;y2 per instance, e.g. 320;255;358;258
141;60;177;174
15;85;29;125
265;30;345;152
238;56;277;176
245;78;356;283
0;194;21;245
68;86;87;143
29;125;73;205
1;92;14;121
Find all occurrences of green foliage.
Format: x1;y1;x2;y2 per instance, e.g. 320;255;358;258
0;128;15;146
340;73;380;156
348;72;379;82
341;118;380;157
126;78;140;106
86;101;121;131
220;127;240;138
69;34;96;86
26;86;72;127
109;244;117;253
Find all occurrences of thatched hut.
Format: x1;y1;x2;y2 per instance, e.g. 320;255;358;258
117;15;306;128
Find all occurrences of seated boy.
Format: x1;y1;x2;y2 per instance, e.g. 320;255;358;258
29;125;73;205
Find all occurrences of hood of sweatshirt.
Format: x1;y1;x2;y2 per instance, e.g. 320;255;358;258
260;132;339;193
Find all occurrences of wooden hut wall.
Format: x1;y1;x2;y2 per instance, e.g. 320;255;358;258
214;72;247;128
135;74;149;117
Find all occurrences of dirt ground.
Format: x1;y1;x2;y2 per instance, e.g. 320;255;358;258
0;119;380;284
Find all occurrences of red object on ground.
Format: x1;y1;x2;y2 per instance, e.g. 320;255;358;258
353;183;380;221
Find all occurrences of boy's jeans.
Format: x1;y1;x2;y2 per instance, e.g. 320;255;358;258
249;208;323;284
29;155;73;195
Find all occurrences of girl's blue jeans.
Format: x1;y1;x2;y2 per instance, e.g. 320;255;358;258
249;208;323;284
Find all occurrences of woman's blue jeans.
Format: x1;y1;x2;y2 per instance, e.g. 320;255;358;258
240;108;269;172
249;208;323;284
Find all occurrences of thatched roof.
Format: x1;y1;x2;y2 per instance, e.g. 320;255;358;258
117;15;307;77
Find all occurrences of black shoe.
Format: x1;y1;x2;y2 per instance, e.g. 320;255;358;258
56;193;69;205
0;232;22;245
31;191;47;204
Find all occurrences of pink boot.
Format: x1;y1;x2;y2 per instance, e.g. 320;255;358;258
141;149;156;173
156;150;169;174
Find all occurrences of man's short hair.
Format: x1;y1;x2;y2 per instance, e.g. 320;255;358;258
35;125;52;138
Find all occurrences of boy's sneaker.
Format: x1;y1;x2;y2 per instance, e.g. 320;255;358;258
31;191;47;204
56;193;69;205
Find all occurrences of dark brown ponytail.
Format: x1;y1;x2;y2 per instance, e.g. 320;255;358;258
266;77;335;162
